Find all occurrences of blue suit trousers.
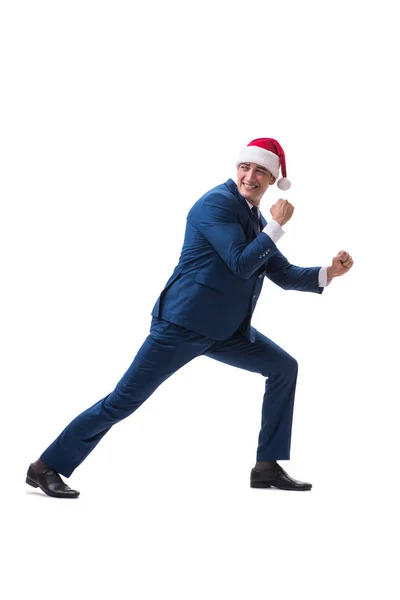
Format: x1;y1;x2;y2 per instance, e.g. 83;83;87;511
41;317;298;477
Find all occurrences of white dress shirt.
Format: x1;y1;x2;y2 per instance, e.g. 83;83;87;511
246;201;328;288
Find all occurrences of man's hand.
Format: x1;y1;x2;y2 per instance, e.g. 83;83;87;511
327;250;354;282
270;199;294;226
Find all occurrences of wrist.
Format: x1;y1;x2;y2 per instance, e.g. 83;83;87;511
327;266;335;282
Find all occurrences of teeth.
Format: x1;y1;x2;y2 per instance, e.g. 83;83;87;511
244;183;257;189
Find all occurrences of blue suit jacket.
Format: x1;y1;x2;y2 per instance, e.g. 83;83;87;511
152;179;323;341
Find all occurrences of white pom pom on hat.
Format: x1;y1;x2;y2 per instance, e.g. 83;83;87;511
236;138;291;190
277;176;291;191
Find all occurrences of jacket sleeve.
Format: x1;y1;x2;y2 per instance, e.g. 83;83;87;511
189;193;278;279
265;248;323;293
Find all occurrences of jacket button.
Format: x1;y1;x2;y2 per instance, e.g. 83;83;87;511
253;295;256;299
258;274;263;279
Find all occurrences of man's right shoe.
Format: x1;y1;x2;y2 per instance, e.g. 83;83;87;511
250;463;312;491
26;464;80;498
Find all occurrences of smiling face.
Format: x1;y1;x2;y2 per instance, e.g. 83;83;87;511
237;162;276;206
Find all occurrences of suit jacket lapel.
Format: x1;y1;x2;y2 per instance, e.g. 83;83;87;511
239;199;266;239
224;179;267;239
260;213;267;230
229;188;258;239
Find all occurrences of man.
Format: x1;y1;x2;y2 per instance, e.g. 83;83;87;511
26;137;353;498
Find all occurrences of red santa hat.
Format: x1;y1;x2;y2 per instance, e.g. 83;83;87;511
236;138;291;191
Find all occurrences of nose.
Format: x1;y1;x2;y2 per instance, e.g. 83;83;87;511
245;168;257;182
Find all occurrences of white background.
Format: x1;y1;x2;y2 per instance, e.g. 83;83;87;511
1;0;399;598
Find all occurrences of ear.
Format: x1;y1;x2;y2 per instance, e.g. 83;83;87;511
270;175;276;185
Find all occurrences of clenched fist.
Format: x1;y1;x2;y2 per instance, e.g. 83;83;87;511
327;250;354;282
270;199;294;226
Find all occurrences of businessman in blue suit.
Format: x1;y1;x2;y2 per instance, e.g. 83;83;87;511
26;138;353;497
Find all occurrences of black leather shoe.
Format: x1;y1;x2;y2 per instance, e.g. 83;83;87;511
26;465;80;498
250;463;312;491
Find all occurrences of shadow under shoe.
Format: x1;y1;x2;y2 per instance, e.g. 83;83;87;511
250;463;312;491
26;465;80;498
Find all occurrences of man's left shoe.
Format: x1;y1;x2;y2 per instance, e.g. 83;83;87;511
250;463;312;491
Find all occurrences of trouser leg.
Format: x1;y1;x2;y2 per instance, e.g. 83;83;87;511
41;318;212;477
204;327;298;461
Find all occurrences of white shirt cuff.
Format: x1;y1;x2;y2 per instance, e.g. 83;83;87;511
262;219;284;244
318;266;330;287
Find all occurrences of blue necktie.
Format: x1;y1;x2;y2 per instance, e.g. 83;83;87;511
251;206;260;233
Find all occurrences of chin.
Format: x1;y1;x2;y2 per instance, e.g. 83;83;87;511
243;191;260;203
239;183;261;203
240;186;253;199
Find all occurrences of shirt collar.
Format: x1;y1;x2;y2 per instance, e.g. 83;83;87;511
245;199;259;213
